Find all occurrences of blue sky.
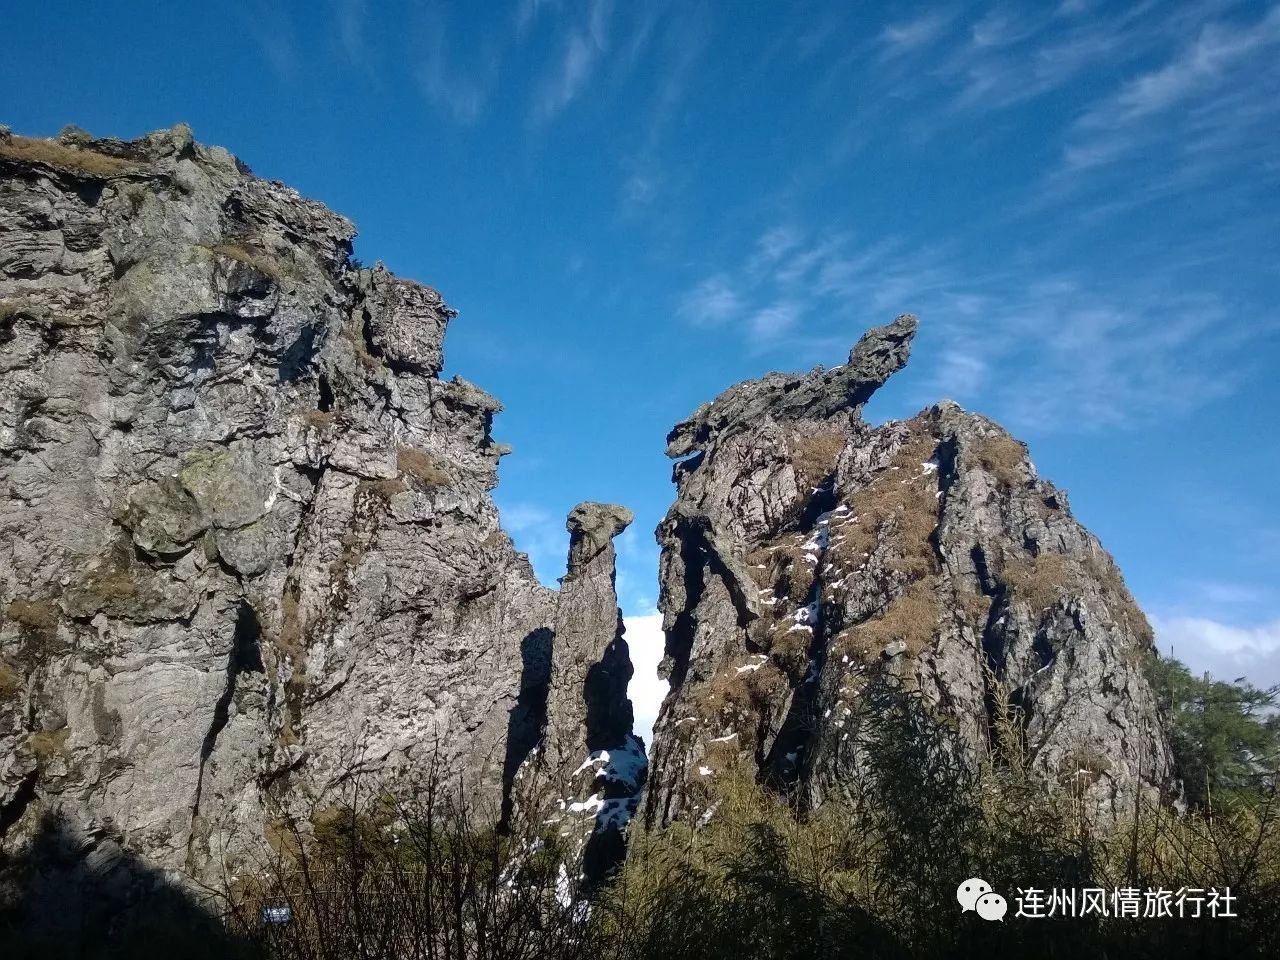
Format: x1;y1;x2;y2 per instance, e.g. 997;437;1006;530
4;1;1279;711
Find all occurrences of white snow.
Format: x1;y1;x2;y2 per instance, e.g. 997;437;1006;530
698;765;714;776
568;736;647;792
568;794;603;814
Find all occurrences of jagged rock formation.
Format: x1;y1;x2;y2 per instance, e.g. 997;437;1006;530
525;502;647;885
0;126;635;894
645;315;1174;826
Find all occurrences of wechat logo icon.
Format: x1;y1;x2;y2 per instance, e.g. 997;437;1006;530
958;878;1007;922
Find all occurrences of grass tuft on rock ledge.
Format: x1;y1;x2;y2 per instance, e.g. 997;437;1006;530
0;134;142;178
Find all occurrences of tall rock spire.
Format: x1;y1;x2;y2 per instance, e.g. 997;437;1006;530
536;502;647;886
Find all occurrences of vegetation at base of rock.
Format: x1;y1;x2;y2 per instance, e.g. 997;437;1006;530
206;684;1278;959
0;134;143;178
1145;654;1280;810
5;672;1277;959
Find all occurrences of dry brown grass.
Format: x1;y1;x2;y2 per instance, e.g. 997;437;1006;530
210;242;288;281
827;428;940;581
765;538;819;606
789;428;846;490
0;135;142;178
276;589;309;746
955;589;992;629
396;447;450;490
1001;551;1071;614
358;477;408;500
974;435;1028;488
0;661;21;701
29;727;70;764
74;562;138;605
301;410;335;430
836;579;940;662
1086;552;1155;648
6;597;61;632
699;659;789;730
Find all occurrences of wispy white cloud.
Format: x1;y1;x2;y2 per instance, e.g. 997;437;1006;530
530;0;614;123
675;217;1267;432
1064;6;1280;172
415;6;501;124
622;172;656;206
676;275;743;326
748;302;800;346
1153;614;1280;688
515;0;560;37
880;11;953;57
970;7;1041;49
330;0;368;64
246;0;301;83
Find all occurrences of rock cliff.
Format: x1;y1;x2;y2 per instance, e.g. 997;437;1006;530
644;316;1174;826
0;126;639;894
532;502;647;886
0;124;1175;910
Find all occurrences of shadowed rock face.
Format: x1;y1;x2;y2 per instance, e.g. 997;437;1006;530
0;126;635;891
535;502;647;886
645;316;1175;827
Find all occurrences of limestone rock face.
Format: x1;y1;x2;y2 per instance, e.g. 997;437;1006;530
0;127;629;888
645;316;1174;827
513;502;647;885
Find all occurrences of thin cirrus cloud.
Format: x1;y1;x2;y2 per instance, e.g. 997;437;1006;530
879;11;954;57
529;0;614;123
674;225;1258;433
676;275;743;327
1063;5;1280;174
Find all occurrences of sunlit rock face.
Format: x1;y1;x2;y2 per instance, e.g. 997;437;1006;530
0;126;637;891
644;315;1174;827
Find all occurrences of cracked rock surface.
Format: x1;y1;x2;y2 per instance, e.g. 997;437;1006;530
0;126;633;888
536;502;646;885
644;315;1174;827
